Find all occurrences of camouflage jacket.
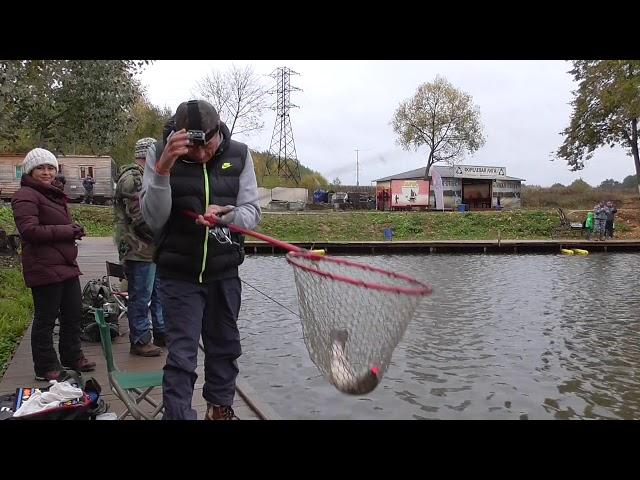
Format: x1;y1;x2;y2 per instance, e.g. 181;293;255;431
114;164;155;262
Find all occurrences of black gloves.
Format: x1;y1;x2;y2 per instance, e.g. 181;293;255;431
71;223;86;240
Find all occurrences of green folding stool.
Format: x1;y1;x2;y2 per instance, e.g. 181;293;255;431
95;308;164;420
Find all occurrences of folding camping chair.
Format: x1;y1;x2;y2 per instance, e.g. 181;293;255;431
553;208;586;238
95;308;164;420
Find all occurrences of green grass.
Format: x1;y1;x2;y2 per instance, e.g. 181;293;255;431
259;209;636;240
67;205;114;236
0;205;14;233
0;265;33;378
259;210;561;241
1;204;635;241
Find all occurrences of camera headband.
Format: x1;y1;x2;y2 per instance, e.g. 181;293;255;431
187;100;202;131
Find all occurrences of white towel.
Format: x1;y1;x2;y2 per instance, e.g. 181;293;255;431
13;380;84;417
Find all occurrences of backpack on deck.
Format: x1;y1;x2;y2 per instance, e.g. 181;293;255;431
80;277;120;342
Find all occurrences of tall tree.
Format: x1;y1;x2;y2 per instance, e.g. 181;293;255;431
568;178;592;191
0;60;150;154
0;60;25;142
622;174;637;189
109;97;172;168
194;64;268;137
556;60;640;196
599;178;622;190
391;75;485;186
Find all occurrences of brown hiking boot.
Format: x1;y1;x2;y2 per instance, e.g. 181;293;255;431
35;370;62;381
205;404;239;420
130;343;162;357
62;356;96;372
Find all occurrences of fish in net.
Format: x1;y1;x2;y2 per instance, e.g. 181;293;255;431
287;251;431;395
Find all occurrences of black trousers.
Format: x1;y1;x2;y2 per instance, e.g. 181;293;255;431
30;277;84;375
158;276;242;420
605;220;614;237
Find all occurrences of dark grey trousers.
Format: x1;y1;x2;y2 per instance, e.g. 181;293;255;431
158;276;242;420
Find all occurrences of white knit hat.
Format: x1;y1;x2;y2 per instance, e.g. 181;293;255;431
23;148;59;175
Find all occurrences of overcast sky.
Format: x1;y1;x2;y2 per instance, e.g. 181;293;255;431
138;60;635;187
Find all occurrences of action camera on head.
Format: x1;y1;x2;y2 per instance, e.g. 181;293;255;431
175;100;221;147
186;130;206;147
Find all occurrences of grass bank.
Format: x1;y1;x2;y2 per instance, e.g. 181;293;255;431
1;204;636;240
0;263;32;378
260;209;633;241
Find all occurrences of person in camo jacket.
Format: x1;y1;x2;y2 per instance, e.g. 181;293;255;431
113;137;165;357
593;201;608;241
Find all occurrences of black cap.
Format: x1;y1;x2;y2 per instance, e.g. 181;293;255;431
174;100;220;132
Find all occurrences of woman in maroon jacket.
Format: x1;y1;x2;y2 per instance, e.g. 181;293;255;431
11;148;96;381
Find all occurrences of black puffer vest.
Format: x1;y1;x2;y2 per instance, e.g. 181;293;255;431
155;123;247;283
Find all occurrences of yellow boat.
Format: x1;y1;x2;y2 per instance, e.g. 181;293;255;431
560;248;575;255
572;248;589;255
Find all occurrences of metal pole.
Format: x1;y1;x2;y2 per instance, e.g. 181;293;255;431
354;149;359;186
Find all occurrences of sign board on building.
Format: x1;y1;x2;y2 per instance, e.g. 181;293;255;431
390;179;429;208
453;165;506;178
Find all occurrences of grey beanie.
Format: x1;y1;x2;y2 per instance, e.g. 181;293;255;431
135;137;157;159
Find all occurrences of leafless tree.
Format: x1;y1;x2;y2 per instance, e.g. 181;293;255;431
194;64;269;137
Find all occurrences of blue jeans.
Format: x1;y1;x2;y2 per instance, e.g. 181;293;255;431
124;260;164;345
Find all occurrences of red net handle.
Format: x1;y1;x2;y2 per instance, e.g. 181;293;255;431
181;210;303;253
182;210;431;297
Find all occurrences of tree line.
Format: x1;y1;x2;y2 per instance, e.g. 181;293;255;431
0;61;329;187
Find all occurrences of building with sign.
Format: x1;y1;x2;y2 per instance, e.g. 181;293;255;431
374;164;525;211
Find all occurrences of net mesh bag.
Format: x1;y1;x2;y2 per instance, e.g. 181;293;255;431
286;251;432;395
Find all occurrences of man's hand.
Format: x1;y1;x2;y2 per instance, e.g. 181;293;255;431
196;205;235;227
156;129;190;175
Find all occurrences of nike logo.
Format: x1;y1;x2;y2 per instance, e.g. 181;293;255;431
221;162;232;170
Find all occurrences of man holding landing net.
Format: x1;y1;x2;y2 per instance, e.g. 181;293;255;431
141;99;261;420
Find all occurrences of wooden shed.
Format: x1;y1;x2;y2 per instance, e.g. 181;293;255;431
0;154;116;203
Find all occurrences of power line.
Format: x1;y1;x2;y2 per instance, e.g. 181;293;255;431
266;67;302;183
354;148;372;186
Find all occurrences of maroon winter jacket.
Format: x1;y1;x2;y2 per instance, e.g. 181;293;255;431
11;174;82;288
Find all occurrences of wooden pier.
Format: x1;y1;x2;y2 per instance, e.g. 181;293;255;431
244;239;640;255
